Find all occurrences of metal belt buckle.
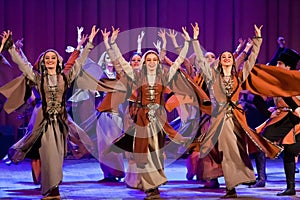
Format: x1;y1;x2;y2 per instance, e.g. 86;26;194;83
147;103;159;110
147;103;159;122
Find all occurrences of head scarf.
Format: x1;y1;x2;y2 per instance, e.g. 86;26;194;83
33;49;63;73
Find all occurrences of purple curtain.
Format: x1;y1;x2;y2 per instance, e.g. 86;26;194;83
0;0;300;134
1;0;299;64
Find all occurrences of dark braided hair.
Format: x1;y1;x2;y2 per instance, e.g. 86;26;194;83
217;51;238;78
137;51;167;105
38;50;67;120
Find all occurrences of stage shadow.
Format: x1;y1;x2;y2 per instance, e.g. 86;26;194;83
5;188;41;196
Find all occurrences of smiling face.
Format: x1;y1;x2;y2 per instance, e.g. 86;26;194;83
220;51;234;67
130;54;142;70
144;53;159;74
44;51;58;74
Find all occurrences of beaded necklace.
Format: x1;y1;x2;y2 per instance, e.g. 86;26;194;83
222;75;233;97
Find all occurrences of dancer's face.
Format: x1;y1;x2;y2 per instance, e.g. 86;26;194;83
131;54;141;69
145;53;159;74
205;52;216;65
104;53;112;64
44;51;58;71
220;51;234;67
277;61;290;70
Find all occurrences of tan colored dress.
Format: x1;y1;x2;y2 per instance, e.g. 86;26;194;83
3;43;93;195
192;38;282;189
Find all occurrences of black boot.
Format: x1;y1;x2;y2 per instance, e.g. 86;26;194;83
42;186;60;199
277;161;296;196
250;151;266;188
221;188;237;198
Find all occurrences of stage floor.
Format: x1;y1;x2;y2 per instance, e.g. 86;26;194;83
0;157;299;199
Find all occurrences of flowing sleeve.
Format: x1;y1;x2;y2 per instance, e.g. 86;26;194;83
63;50;80;72
8;46;36;82
0;75;28;114
167;40;189;82
111;43;135;80
235;51;247;70
241;37;262;81
65;42;94;84
192;40;212;83
242;64;300;97
106;46;124;76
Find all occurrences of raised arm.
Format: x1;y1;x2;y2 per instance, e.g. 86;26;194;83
167;29;180;49
167;29;195;76
153;39;162;54
2;30;36;81
191;23;212;82
157;29;167;63
241;24;263;81
65;25;99;83
14;38;29;63
136;30;144;55
64;28;88;71
167;26;190;82
65;26;85;53
109;27;135;80
101;28;124;75
235;38;253;70
77;26;84;44
233;38;245;58
153;39;174;67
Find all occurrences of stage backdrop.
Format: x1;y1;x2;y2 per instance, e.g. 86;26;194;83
0;0;299;142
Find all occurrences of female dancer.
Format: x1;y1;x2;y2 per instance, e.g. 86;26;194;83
190;22;282;198
102;26;191;199
1;26;99;199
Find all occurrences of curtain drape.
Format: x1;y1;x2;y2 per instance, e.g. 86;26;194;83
0;0;299;136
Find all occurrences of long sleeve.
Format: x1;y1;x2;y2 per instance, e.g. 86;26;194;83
17;48;29;63
111;43;134;80
63;50;80;72
65;42;94;84
136;38;142;55
173;46;195;77
241;38;262;82
167;40;189;82
106;47;124;76
192;40;212;83
235;52;247;70
159;48;167;63
8;46;36;82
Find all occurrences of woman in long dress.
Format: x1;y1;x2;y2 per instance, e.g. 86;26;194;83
0;26;99;199
101;27;191;199
190;22;282;198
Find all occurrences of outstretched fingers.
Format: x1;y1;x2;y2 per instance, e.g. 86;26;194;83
181;26;190;41
254;24;263;37
89;25;99;42
111;26;120;43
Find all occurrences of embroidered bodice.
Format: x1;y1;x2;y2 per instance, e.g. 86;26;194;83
222;75;234;97
140;83;163;106
43;74;65;116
